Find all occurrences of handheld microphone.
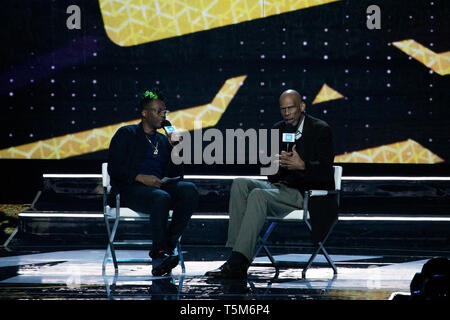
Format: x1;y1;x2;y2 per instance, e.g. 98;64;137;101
282;123;296;152
161;119;181;145
161;119;174;133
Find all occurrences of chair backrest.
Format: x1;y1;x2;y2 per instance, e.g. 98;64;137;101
333;165;343;191
102;162;110;188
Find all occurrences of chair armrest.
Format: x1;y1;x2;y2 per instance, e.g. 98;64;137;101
106;207;148;219
266;210;304;222
308;190;339;197
309;190;328;197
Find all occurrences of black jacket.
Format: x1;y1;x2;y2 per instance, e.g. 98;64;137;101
268;114;335;192
107;123;183;194
268;114;337;243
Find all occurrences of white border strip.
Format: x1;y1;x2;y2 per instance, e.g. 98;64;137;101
192;215;229;219
17;213;231;219
339;216;450;222
19;213;104;218
42;174;450;181
343;176;450;181
42;174;267;180
18;213;450;222
185;175;267;180
43;174;101;178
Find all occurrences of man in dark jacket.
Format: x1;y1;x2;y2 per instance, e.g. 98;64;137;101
108;89;199;276
206;89;335;279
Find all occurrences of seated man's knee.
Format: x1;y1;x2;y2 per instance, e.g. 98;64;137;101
178;182;198;198
246;189;269;219
153;190;172;208
176;182;199;206
231;177;251;194
247;188;268;204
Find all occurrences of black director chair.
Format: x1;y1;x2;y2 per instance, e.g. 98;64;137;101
252;166;342;278
101;163;185;275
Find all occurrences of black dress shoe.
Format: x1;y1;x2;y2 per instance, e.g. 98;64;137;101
152;254;180;276
205;262;248;279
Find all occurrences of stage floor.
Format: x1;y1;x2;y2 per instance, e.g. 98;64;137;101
0;245;439;300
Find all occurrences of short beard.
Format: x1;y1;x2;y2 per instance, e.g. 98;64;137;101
292;113;305;129
291;118;299;128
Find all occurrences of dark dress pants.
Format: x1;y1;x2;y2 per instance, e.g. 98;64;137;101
118;181;198;255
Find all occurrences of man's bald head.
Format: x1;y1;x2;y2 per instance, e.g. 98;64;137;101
279;89;302;105
279;89;306;128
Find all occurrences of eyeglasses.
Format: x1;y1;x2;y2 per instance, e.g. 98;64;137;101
280;105;297;113
148;108;170;116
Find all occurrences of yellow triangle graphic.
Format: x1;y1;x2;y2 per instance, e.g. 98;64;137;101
0;75;247;159
393;39;450;76
334;139;444;164
312;83;344;104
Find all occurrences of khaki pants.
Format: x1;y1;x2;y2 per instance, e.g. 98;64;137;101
226;178;303;262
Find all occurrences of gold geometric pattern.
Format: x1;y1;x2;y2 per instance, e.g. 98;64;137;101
0;75;247;159
99;0;341;46
393;39;450;76
334;139;444;164
312;83;344;104
168;75;247;130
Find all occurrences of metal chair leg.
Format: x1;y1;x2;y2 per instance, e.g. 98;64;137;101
301;242;337;277
108;213;120;271
103;211;118;273
177;275;185;299
262;243;277;267
253;222;277;260
102;195;121;273
177;241;185;273
302;244;322;277
320;243;337;274
301;215;338;277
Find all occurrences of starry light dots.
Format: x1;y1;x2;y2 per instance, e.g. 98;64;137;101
2;2;445;156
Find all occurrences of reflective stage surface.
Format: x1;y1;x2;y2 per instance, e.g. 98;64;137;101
0;245;439;300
